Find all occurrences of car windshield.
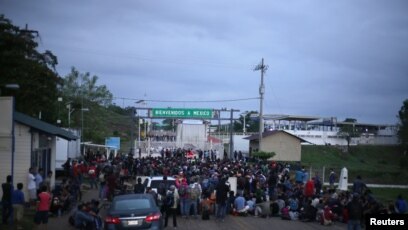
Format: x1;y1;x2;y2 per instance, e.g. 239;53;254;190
150;180;176;189
114;198;151;211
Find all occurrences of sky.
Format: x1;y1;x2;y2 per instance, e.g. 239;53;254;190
2;0;408;124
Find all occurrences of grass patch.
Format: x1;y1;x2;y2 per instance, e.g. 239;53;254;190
369;188;408;205
301;145;408;184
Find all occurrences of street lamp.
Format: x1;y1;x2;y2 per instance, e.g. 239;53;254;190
66;103;74;129
241;111;249;135
81;107;89;143
57;97;62;125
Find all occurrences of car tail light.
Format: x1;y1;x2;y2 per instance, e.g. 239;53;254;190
105;216;121;224
145;213;161;222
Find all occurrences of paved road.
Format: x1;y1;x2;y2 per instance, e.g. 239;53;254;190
48;187;347;230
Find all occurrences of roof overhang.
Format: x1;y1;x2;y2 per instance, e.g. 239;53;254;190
14;112;77;140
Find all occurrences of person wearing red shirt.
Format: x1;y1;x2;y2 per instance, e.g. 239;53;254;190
34;185;51;228
88;163;98;189
304;179;315;198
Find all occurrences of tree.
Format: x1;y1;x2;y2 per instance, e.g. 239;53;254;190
397;99;408;152
338;118;361;152
162;118;176;131
233;111;259;133
58;67;114;143
0;15;62;123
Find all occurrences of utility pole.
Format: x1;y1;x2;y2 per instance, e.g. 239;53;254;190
254;58;268;153
229;109;240;159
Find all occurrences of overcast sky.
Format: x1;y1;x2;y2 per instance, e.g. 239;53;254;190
2;0;408;124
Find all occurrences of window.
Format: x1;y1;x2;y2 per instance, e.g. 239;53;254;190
114;199;151;210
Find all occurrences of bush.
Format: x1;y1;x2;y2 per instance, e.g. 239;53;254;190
252;151;276;161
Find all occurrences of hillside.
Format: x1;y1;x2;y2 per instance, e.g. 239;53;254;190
301;145;408;185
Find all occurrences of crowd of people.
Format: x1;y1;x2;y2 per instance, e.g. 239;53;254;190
72;148;408;229
1;147;407;229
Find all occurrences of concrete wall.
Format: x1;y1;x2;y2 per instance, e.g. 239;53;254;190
14;123;32;201
250;132;301;162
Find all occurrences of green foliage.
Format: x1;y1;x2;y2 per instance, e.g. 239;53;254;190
252;151;276;160
397;99;408;151
301;145;408;184
0;15;62;123
233;111;259;133
337;118;361;152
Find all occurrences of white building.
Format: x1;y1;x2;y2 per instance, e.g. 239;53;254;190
0;97;77;199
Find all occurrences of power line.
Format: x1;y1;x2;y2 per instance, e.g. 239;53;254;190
112;96;260;103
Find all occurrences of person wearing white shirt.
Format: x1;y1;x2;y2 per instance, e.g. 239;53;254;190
27;167;37;203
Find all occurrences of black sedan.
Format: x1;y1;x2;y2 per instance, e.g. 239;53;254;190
105;194;163;230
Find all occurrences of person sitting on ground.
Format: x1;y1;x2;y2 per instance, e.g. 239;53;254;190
254;200;271;218
74;203;97;229
299;199;317;222
233;192;249;215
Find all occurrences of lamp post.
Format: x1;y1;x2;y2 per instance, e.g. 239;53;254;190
57;97;62;126
135;100;146;147
66;103;74;129
81;107;89;143
241;111;249;135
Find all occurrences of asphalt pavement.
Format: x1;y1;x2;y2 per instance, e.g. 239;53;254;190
47;186;347;230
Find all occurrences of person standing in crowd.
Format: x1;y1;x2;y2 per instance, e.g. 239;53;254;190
158;176;169;213
62;158;71;178
133;177;145;194
329;168;336;189
44;171;53;192
106;172;116;201
164;185;179;229
215;176;230;222
295;167;305;185
98;170;106;200
346;193;363;230
12;183;25;229
35;168;44;194
27;167;37;206
87;163;98;190
146;187;158;206
2;175;13;225
189;178;202;218
177;178;189;218
352;175;367;195
34;185;51;229
395;194;407;214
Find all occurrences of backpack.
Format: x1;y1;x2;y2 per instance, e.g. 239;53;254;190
289;199;298;211
158;182;167;197
178;185;187;196
190;184;200;200
165;192;175;207
281;207;290;220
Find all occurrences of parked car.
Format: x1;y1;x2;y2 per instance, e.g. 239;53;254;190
145;176;176;194
105;193;163;230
